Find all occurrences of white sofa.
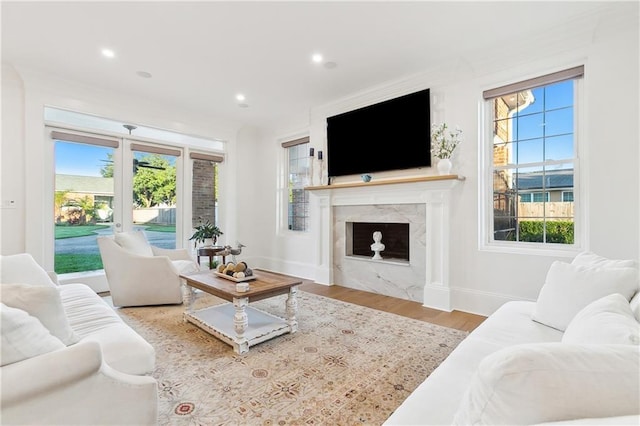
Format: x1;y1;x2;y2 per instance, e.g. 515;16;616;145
1;253;158;425
384;252;640;425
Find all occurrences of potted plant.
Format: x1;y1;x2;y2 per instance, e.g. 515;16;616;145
431;123;463;175
189;220;223;248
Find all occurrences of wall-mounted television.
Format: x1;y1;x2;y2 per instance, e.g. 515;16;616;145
326;88;431;178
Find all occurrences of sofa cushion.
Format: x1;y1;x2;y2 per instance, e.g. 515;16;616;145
0;284;79;345
452;343;640;425
59;283;155;375
532;261;639;331
562;293;640;345
114;231;154;257
571;251;639;270
0;253;56;287
631;291;640;323
1;303;65;366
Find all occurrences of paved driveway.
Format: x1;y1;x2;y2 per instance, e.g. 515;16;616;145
55;226;177;254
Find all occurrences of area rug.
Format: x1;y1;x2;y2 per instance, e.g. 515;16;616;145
116;291;467;425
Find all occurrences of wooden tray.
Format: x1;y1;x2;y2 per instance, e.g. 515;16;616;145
213;271;258;282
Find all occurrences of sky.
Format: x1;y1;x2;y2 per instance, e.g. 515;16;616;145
55;143;176;177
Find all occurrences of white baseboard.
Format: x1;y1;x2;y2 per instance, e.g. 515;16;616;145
451;286;531;317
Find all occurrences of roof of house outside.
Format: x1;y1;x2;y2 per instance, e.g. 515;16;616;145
516;169;574;191
56;174;114;195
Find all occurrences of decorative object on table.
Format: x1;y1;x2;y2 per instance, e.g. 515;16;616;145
218;241;245;263
189;219;223;248
216;260;254;280
361;174;372;182
431;122;463;175
371;231;385;260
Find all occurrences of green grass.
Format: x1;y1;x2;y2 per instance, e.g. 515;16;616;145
54;254;103;274
142;224;176;233
55;224;110;239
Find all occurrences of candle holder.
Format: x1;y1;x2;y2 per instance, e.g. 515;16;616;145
317;158;325;185
308;148;315;186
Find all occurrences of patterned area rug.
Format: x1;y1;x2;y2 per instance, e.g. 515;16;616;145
116;291;467;425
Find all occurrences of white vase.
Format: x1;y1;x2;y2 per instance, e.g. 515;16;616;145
437;158;452;175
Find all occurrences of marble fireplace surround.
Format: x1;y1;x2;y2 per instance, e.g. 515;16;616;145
308;175;463;312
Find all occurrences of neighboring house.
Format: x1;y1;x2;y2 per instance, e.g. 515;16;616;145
55;174;114;223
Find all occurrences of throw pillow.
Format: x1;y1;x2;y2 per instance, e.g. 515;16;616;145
562;293;640;345
172;260;200;275
0;253;56;287
1;303;65;366
572;251;639;270
532;261;639;331
0;284;79;345
452;343;640;425
114;231;154;257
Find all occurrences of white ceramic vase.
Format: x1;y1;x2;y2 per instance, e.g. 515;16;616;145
437;158;452;175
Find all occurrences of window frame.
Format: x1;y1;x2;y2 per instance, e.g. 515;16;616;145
281;136;311;233
479;67;586;257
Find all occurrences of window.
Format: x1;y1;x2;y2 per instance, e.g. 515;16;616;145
483;66;582;248
519;192;550;203
190;152;223;231
562;191;574;202
282;137;311;231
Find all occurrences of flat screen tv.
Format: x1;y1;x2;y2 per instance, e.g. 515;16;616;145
326;88;431;178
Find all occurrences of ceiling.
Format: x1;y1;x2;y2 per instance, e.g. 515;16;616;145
1;1;626;130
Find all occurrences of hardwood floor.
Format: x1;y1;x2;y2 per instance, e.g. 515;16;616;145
299;281;486;332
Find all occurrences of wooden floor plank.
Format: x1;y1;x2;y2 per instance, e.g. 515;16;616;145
299;281;486;332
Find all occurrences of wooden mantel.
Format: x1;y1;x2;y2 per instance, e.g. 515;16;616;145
305;174;465;191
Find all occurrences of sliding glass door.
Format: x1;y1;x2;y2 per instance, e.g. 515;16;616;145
130;144;180;249
52;130;120;274
51;129;183;275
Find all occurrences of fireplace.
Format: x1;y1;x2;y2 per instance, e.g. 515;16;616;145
348;222;409;261
307;175;463;311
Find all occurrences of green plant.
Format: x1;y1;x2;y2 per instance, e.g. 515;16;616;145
430;123;463;159
517;220;574;244
189;220;223;246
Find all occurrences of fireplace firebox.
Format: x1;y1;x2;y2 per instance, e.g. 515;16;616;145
347;222;409;261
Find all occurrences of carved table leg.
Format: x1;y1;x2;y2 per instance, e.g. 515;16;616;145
182;283;196;322
233;297;249;354
286;286;299;333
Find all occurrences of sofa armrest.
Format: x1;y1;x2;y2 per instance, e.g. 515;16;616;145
151;245;193;261
46;271;59;285
1;341;158;425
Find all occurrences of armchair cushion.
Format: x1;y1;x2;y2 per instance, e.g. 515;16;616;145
0;253;57;287
1;303;65;366
1;284;79;345
114;230;154;256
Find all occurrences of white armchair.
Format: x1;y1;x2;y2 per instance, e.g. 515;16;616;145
97;231;199;307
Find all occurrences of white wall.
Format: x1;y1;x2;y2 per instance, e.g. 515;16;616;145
265;13;639;315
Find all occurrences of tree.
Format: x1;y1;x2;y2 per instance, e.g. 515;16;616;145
54;190;70;223
100;153;114;178
132;155;176;208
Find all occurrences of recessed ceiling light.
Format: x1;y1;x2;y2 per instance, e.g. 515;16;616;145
101;48;115;58
236;94;246;102
136;71;152;78
312;53;323;63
